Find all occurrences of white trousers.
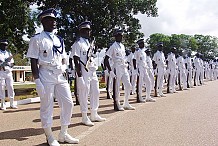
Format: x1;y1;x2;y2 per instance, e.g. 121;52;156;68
114;66;131;103
78;68;100;113
169;69;176;92
138;67;151;98
156;66;165;95
147;68;154;90
39;68;73;128
130;70;137;94
195;68;201;85
186;69;193;87
179;69;187;89
0;71;15;99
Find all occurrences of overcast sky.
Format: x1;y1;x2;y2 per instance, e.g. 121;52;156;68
134;0;218;39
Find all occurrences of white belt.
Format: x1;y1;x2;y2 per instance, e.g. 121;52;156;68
40;65;63;74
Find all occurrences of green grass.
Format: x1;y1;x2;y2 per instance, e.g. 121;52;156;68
12;78;106;101
14;84;36;89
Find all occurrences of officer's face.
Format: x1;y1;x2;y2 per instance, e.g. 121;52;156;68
42;17;57;32
158;45;163;51
115;34;123;42
80;28;91;39
0;44;8;51
138;42;144;48
131;47;135;53
146;51;151;56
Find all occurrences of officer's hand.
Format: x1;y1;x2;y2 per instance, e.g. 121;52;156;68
34;79;45;98
61;65;67;73
109;71;116;79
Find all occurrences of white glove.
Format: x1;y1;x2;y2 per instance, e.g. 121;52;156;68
132;69;138;75
77;77;86;89
35;79;45;98
61;65;67;73
109;71;116;79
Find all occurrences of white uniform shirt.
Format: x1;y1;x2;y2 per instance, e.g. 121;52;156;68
153;50;166;67
0;49;14;72
134;48;148;68
146;56;153;69
105;41;127;68
177;56;186;70
167;52;177;69
194;57;201;69
27;31;66;67
70;37;97;70
184;57;193;69
127;52;135;70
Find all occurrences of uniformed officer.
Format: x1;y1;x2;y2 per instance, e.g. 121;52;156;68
145;48;155;92
166;47;177;93
70;21;106;126
204;59;210;80
193;53;201;86
135;39;155;102
127;45;137;95
177;52;187;90
27;8;79;146
104;28;135;111
102;50;114;99
184;51;193;88
152;42;166;97
209;59;215;80
199;54;204;84
0;39;17;110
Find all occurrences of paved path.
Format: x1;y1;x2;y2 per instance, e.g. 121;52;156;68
1;80;218;146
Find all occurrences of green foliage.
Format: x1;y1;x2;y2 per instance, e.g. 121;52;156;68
13;53;29;66
146;33;218;59
33;0;158;51
99;82;106;89
0;0;36;52
31;89;37;96
97;66;103;71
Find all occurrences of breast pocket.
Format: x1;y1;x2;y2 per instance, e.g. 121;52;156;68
39;41;52;58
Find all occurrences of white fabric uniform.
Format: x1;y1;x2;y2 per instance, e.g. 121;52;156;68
0;50;15;100
127;52;137;94
105;41;132;105
27;31;73;128
184;57;193;87
167;52;177;92
193;57;201;86
135;48;151;99
177;56;187;89
215;61;218;80
204;61;210;80
146;55;154;90
199;59;204;84
153;50;166;95
106;57;114;94
70;37;99;113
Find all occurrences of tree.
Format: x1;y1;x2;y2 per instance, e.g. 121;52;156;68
33;0;158;51
146;33;171;55
147;33;218;58
0;0;36;52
